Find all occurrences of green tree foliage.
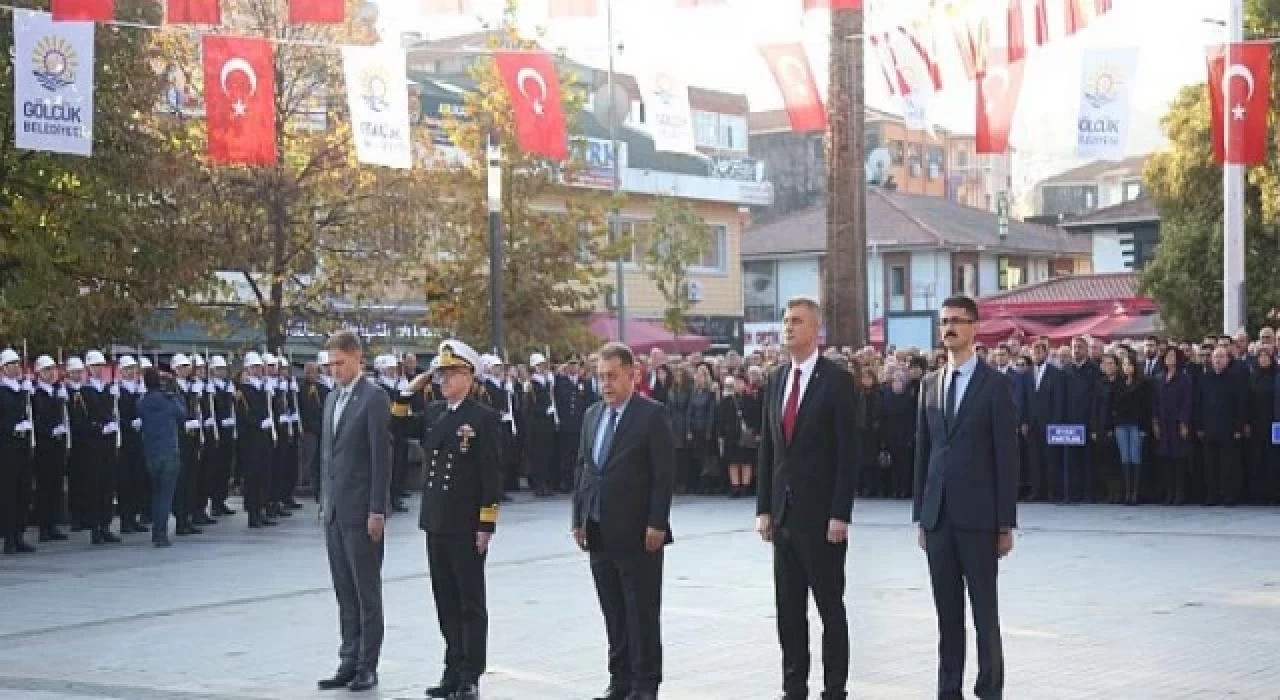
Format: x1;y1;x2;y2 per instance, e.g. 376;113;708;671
642;197;712;340
0;1;214;349
420;1;616;359
1141;2;1280;337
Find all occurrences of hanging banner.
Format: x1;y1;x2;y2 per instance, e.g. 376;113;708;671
635;64;698;154
342;46;413;169
14;9;96;156
1076;47;1138;159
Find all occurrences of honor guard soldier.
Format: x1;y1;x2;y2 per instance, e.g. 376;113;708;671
481;355;521;498
419;340;503;700
262;353;294;519
275;357;303;511
82;351;123;544
236;352;276;528
63;356;91;531
31;356;69;542
190;355;218;526
115;356;149;533
208;356;238;517
554;354;593;492
381;354;414;514
526;353;559;496
301;353;331;508
170;354;204;536
1;348;36;553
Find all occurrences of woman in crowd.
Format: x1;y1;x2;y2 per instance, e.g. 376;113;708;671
1153;347;1194;505
1113;354;1153;505
880;368;917;499
853;365;883;497
1092;352;1120;503
686;365;718;494
666;366;694;494
1247;346;1276;504
716;376;757;499
651;364;673;405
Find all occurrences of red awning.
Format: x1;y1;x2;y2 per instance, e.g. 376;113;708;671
588;313;712;354
1046;308;1153;343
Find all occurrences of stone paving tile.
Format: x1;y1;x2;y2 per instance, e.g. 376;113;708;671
2;497;1280;699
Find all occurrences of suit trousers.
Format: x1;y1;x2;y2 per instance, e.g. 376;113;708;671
924;508;1004;700
558;429;582;490
34;444;64;531
326;521;385;671
85;439;117;529
1024;432;1051;500
272;434;298;503
2;444;31;540
427;532;489;684
203;438;233;509
587;522;665;694
68;444;89;525
1202;439;1240;505
240;435;271;515
773;522;849;698
173;438;199;522
117;440;148;523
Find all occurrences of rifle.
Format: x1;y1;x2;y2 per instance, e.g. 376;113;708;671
110;348;122;451
190;347;206;448
206;346;220;442
262;347;278;445
277;347;295;439
56;348;71;452
21;339;34;453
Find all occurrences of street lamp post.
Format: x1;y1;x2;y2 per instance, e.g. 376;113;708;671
604;0;627;344
487;132;504;357
1223;0;1246;333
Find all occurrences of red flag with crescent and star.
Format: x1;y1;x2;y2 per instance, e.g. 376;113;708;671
976;49;1025;154
759;43;827;132
289;0;345;24
166;0;220;24
202;36;277;165
1208;42;1271;165
493;51;568;160
1033;0;1049;45
52;0;114;21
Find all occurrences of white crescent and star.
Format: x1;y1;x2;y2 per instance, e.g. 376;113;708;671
219;58;259;119
1223;63;1255;121
516;67;548;116
776;54;812;100
982;67;1009;112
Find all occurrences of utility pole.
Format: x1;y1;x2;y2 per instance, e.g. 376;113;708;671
606;0;627;343
824;5;868;347
487;132;504;357
1223;0;1245;334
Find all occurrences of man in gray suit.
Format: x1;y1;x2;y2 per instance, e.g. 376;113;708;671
317;331;392;693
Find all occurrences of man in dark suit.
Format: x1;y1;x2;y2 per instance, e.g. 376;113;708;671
420;340;503;700
1019;340;1064;501
756;296;858;700
1061;337;1098;503
316;331;392;693
914;295;1019;700
572;342;675;700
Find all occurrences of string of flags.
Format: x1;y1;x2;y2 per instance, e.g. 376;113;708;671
51;0;347;24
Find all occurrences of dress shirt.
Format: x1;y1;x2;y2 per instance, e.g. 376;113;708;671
781;349;820;410
592;394;633;466
943;352;980;412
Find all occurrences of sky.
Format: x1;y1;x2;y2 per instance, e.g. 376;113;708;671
375;0;1228;189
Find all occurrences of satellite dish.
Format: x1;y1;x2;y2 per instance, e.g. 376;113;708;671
865;147;892;185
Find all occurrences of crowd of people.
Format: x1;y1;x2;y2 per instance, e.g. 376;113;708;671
3;323;1276;554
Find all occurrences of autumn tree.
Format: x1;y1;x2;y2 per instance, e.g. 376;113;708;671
417;2;616;360
642;197;712;342
1141;7;1280;339
155;0;431;351
0;1;216;349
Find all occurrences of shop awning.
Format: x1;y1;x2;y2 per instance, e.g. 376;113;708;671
589;313;712;354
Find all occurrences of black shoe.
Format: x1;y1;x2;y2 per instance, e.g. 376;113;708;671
286;500;303;510
593;684;630;700
70;522;87;532
317;666;358;690
452;682;479;700
624;692;655;700
40;528;67;542
153;537;172;548
14;537;35;553
425;678;458;698
100;529;121;544
215;505;237;516
261;517;279;526
91;529;105;545
347;669;377;692
2;538;13;554
275;507;293;518
193;514;217;526
392;501;409;514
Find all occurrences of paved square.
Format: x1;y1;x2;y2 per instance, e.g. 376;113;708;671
2;497;1280;699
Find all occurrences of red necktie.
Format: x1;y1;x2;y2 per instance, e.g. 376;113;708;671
782;368;802;443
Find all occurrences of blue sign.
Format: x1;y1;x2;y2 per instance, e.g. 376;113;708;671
1272;422;1280;446
1047;424;1087;447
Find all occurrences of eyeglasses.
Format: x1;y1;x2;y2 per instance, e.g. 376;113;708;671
940;317;976;327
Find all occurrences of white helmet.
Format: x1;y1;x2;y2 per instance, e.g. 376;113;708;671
170;353;191;368
84;350;107;366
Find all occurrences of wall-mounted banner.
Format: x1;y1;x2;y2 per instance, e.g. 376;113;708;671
14;9;96;156
342;46;413;169
1076;47;1138;159
635;64;698;155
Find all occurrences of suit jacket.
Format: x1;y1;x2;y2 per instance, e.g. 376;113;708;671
418;397;504;535
571;395;676;554
320;377;392;527
913;361;1019;532
1021;363;1066;434
756;356;858;531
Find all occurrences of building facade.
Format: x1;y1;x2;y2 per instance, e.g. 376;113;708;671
1031;155;1148;220
1058;196;1160;273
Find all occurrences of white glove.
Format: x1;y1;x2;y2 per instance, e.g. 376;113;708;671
546;407;555;416
184;419;200;431
13;419;32;434
131;418;142;430
290;379;299;391
192;380;204;393
102;422;118;435
52;424;67;437
291;413;301;423
21;379;32;392
400;390;415;398
260;418;273;430
109;384;120;398
501;412;514;423
221;417;236;428
203;417;215;428
279;414;290;424
56;387;68;400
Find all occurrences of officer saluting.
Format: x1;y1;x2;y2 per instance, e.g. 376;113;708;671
418;340;503;700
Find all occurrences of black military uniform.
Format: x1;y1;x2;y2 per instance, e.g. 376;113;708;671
527;370;558;496
386;369;415;513
174;373;204;535
419;342;502;700
484;373;522;495
76;376;121;544
300;372;329;505
192;371;219;525
235;368;276;528
553;361;594;491
0;369;35;553
209;371;238;516
271;369;301;514
116;371;148;533
31;376;69;541
66;378;90;530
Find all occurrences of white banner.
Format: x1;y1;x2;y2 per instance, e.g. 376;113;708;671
14;10;95;156
342;46;412;169
635;65;698;155
1076;47;1138;159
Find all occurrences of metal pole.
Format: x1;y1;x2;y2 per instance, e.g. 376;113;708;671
1224;0;1246;334
607;0;627;344
487;132;504;357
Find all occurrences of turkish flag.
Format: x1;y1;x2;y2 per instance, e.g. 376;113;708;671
52;0;113;21
759;43;826;132
901;25;943;91
1096;0;1113;13
289;0;345;24
493;51;568;160
868;35;904;96
548;0;599;17
1064;0;1088;36
803;0;862;9
167;0;220;24
1033;0;1049;45
976;50;1025;154
949;9;988;80
1006;0;1026;63
1208;42;1271;165
202;36;277;165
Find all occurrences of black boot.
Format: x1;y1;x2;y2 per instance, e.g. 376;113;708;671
91;528;105;545
100;527;121;544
